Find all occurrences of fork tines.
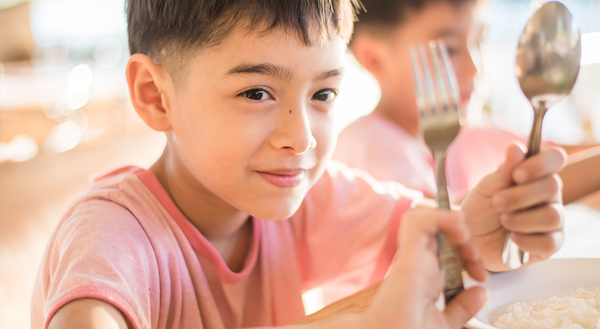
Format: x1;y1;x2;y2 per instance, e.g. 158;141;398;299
409;40;461;118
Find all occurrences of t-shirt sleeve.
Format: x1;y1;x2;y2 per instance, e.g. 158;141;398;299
291;161;423;289
32;199;159;329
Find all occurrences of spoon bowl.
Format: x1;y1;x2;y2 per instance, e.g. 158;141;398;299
502;0;581;269
516;1;581;111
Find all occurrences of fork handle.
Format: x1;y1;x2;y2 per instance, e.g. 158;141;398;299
433;151;464;303
434;151;451;210
438;233;464;303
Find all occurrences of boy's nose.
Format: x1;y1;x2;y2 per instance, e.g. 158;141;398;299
271;104;317;154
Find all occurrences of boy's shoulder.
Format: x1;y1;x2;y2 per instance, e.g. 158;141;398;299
33;166;164;329
89;165;146;190
56;166;164;240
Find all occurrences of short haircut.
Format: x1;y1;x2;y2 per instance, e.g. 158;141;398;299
354;0;474;36
126;0;360;81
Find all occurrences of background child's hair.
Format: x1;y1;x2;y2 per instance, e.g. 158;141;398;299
126;0;360;81
353;0;476;37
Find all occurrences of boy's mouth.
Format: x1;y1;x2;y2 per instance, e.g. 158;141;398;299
257;169;306;188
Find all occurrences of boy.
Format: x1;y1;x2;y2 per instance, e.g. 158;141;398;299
31;0;565;328
334;0;600;204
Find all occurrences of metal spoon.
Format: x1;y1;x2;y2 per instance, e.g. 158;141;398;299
502;1;581;269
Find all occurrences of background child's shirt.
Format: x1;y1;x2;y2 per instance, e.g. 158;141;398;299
333;112;526;202
31;163;421;329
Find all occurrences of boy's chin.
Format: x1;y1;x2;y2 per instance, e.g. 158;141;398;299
249;200;303;221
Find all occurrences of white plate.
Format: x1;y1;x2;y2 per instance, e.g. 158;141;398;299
464;258;600;328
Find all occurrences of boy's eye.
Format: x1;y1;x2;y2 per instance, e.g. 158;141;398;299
312;89;338;102
240;89;272;101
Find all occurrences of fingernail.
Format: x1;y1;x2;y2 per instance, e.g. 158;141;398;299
493;195;505;210
514;169;528;183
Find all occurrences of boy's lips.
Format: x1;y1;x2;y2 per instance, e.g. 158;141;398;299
257;169;306;188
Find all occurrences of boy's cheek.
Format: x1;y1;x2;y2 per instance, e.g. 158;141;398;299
317;121;338;155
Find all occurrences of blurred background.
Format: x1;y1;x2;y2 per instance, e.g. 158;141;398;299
0;0;599;328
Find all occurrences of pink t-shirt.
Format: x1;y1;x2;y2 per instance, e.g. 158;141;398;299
31;163;421;329
333;112;525;202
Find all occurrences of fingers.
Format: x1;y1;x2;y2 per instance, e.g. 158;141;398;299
399;207;467;247
491;175;562;213
490;147;565;213
458;244;488;283
511;147;567;184
444;286;489;329
500;203;564;234
399;208;488;282
452;216;488;282
472;145;566;198
509;230;564;260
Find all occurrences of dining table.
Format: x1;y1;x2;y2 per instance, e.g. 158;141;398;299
294;198;600;327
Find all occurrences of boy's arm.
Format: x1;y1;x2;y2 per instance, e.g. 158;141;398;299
48;299;128;329
460;143;566;272
559;145;600;204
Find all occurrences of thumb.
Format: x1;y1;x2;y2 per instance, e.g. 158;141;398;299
444;286;489;329
473;143;526;196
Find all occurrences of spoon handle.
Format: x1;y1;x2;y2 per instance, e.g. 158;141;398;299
501;101;548;269
502;234;530;269
526;101;548;158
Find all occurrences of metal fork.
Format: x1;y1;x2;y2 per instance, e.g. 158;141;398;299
410;40;464;304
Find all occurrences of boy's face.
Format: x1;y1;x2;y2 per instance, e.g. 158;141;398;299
164;27;346;220
355;1;478;121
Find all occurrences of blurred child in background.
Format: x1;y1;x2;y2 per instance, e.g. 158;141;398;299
334;0;600;204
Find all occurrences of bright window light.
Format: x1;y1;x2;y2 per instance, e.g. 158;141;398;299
581;32;600;66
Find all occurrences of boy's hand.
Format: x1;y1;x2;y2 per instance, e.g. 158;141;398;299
363;207;488;329
461;143;567;272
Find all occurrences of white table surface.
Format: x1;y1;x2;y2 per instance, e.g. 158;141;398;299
552;203;600;259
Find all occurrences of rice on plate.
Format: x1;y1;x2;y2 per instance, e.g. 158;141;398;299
494;287;600;329
463;259;600;329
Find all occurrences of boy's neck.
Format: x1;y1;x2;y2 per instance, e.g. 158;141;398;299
150;151;253;272
373;101;421;138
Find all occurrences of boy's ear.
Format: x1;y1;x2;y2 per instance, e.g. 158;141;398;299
350;35;387;80
126;54;174;132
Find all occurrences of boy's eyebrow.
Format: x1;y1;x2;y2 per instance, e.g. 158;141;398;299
224;63;345;81
317;67;345;80
225;63;294;81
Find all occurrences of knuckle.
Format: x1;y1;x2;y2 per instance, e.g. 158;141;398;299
532;236;556;259
553;205;564;227
545;176;560;195
543;206;562;230
543;234;561;256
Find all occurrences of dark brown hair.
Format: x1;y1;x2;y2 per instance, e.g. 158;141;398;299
354;0;474;35
126;0;360;77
